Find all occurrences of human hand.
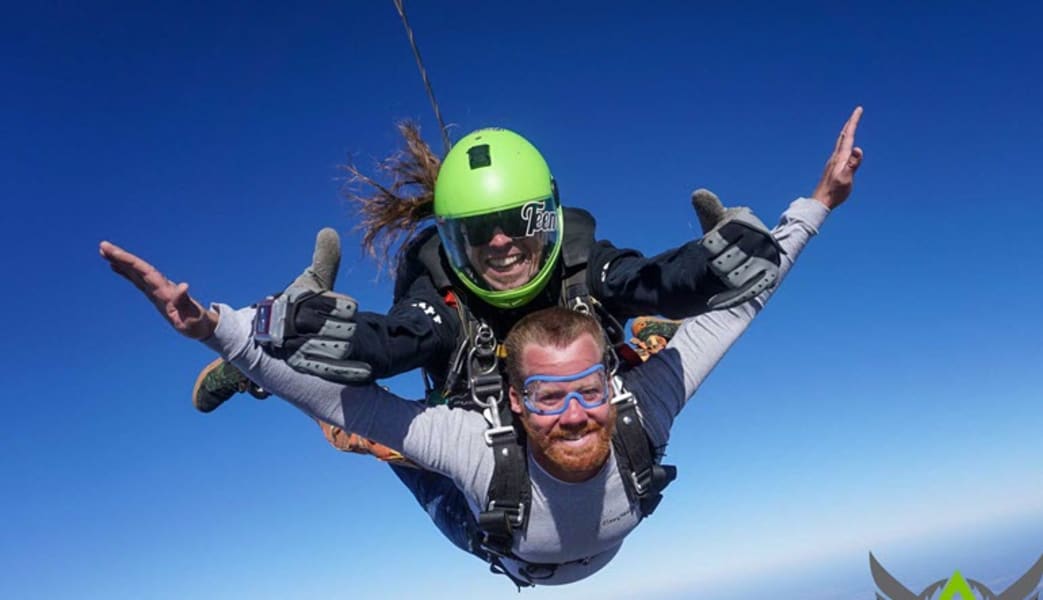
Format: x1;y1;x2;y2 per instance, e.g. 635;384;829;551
99;241;217;340
692;189;783;309
812;106;864;209
254;228;374;383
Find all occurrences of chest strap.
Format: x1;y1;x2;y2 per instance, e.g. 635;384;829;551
609;379;677;516
477;397;530;558
477;375;676;561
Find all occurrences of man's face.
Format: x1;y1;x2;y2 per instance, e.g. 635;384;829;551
509;333;615;483
467;228;544;291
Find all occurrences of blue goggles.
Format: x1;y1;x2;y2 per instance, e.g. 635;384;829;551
522;363;609;416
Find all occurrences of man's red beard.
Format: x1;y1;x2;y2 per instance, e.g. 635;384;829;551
522;410;616;476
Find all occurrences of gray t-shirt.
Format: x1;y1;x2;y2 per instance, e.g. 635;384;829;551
205;197;829;585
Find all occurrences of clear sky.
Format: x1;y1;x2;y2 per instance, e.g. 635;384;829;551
3;1;1041;598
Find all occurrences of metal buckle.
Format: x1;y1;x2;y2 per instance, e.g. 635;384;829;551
467;321;509;435
478;500;527;558
569;296;592;315
468;323;501;410
483;424;515;447
487;501;526;529
630;468;652;497
470;371;502;406
609;375;636;407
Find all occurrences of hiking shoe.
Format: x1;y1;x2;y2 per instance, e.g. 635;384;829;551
629;316;683;361
631;316;682;344
192;358;270;413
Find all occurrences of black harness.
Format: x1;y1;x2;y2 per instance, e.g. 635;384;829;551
474;374;677;562
396;209;677;582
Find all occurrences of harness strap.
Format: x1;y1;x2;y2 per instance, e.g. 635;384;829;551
559;208;596;316
478;401;530;559
610;384;677;516
417;232;452;290
561;268;592;314
560;207;596;270
414;207;675;576
437;291;478;406
487;558;534;591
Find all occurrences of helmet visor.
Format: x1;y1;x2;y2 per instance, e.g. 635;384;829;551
437;195;562;293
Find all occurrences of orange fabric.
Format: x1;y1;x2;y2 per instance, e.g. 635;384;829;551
315;419;418;468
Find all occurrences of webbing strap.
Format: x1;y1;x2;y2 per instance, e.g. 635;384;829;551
562;269;592;315
611;390;677;517
559;207;598;316
418;233;452;290
560;207;596;269
478;402;529;558
438;295;476;405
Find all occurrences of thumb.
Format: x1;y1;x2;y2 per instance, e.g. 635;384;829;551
691;188;726;234
292;227;341;292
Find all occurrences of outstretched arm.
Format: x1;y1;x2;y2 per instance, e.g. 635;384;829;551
676;106;864;398
813;106;864;210
635;107;865;444
589;213;782;319
669;199;827;399
100;241;219;340
99;235;405;434
99;236;486;478
253;227;462;385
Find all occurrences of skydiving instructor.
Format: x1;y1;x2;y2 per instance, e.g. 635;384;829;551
100;106;864;586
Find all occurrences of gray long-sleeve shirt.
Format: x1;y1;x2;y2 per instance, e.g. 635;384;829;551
204;198;830;585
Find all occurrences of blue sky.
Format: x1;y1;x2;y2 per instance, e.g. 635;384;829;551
3;1;1041;598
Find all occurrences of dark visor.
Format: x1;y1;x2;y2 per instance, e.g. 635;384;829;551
461;205;534;245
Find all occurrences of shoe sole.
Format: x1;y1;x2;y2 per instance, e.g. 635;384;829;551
631;317;681;339
191;357;227;413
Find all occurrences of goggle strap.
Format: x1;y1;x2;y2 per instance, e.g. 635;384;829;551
522;363;605;387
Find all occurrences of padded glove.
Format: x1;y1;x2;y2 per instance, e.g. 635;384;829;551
691;189;783;310
253;228;374;383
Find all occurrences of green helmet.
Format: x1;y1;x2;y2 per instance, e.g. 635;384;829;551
434;128;564;309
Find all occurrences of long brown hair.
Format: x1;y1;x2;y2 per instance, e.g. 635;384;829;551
341;121;442;273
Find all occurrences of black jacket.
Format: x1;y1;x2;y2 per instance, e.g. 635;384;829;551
349;207;722;383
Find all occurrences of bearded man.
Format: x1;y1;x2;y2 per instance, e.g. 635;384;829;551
101;107;863;586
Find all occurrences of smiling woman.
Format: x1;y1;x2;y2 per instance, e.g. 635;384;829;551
434;128;564;307
464;220;549;291
98;111;862;584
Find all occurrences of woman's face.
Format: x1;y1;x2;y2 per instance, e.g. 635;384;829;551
466;228;545;291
